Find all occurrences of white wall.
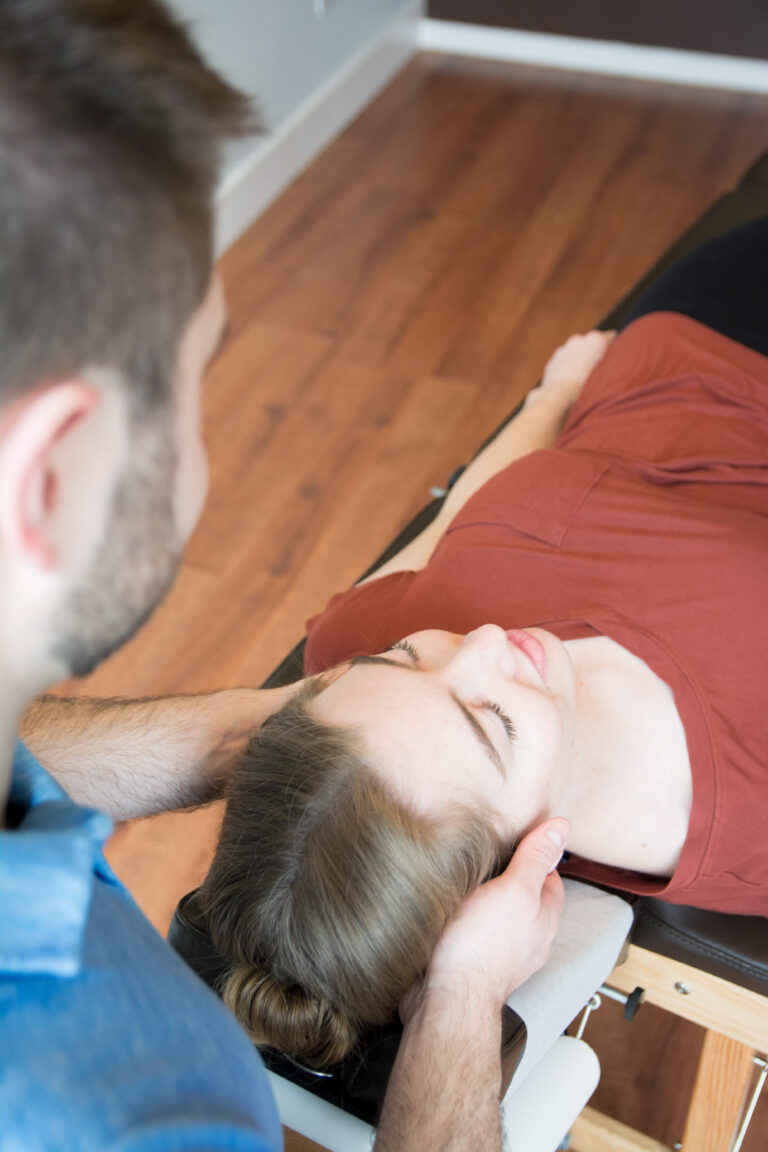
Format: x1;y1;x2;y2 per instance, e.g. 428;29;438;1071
168;0;414;180
165;3;767;253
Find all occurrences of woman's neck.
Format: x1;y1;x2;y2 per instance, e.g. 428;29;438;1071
557;635;692;877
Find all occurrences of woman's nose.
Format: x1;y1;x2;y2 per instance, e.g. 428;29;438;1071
444;624;513;677
464;623;509;652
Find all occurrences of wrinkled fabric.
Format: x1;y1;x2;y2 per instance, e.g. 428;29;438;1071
1;742;281;1152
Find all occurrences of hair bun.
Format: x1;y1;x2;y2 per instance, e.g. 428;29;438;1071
223;962;358;1068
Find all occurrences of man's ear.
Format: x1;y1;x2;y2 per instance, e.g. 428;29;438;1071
0;382;99;571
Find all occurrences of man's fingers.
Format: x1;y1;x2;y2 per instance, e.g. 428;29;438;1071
424;820;570;1003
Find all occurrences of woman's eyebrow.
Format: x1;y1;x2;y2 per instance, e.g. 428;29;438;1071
348;654;413;672
346;654;507;779
449;693;507;780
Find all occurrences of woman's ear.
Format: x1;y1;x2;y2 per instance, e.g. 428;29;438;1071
0;381;99;571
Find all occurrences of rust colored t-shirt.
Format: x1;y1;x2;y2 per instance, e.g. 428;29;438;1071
305;313;768;916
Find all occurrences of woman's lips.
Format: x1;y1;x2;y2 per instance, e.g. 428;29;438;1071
506;629;547;681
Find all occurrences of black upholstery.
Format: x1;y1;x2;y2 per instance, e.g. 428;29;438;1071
631;899;768;997
168;152;768;1122
168;888;527;1126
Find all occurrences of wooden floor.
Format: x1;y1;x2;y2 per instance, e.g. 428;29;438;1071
60;52;768;1151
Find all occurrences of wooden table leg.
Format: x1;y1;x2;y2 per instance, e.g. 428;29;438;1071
681;1030;755;1152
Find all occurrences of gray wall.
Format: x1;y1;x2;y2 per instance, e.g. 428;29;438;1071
168;1;414;178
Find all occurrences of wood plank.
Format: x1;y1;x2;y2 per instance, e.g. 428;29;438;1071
608;945;768;1051
107;803;223;936
284;1128;325;1152
682;1032;756;1152
570;1105;672;1152
231;374;479;683
566;998;702;1147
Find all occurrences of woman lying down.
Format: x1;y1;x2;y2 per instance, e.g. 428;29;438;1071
201;219;768;1070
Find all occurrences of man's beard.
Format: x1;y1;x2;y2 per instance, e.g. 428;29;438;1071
53;415;183;678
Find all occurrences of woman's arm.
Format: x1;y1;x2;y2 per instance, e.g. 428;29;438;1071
374;819;569;1151
19;685;297;821
362;331;614;583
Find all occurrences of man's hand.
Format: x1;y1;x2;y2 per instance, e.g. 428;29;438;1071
375;819;569;1152
403;817;570;1022
532;330;616;408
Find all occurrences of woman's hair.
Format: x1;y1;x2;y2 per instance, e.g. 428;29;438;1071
201;681;508;1069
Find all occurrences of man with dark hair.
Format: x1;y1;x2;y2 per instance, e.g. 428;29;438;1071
0;3;565;1149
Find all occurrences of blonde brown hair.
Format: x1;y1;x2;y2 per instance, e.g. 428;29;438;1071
201;683;507;1068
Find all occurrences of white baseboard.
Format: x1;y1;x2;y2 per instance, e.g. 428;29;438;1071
215;8;768;254
418;19;768;95
214;0;423;255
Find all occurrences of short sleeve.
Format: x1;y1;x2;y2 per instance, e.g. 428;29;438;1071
557;312;768;471
304;571;414;674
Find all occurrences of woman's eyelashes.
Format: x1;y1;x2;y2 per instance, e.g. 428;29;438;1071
387;640;516;745
389;639;420;661
481;700;517;744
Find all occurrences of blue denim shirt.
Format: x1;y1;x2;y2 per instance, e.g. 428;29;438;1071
0;742;282;1152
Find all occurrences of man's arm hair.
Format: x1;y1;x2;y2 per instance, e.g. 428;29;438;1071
374;986;503;1152
19;687;293;821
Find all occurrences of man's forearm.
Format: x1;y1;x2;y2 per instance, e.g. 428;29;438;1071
19;687;292;821
375;987;503;1152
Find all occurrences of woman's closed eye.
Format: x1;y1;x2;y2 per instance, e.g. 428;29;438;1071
389;639;420;661
480;699;517;744
388;640;516;745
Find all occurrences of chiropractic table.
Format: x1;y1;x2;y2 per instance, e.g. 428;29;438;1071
169;153;768;1152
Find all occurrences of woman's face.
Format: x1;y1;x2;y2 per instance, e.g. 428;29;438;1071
310;625;577;837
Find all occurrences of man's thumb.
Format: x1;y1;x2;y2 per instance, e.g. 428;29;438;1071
514;818;571;878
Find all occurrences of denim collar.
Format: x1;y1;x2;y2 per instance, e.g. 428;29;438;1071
0;742;115;977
